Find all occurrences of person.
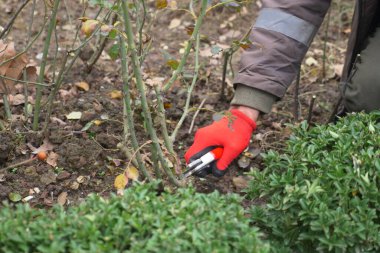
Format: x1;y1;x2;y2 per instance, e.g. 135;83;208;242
185;0;380;177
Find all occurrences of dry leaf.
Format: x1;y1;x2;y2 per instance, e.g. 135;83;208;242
94;119;102;126
50;117;67;126
168;0;177;9
169;18;181;29
109;90;122;99
81;19;99;37
66;111;82;120
0;40;33;94
46;152;59;167
156;0;167;9
114;174;128;190
125;166;139;181
334;64;344;78
57;192;68;206
59;86;78;102
76;176;85;184
145;77;165;87
28;138;54;154
75;81;90;91
305;57;319;66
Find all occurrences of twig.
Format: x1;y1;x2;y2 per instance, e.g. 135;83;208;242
171;33;201;143
125;140;152;172
1;94;12;120
328;95;343;123
293;69;301;121
32;0;61;131
0;15;47;67
1;157;37;172
322;8;331;80
188;97;206;134
220;50;230;99
162;0;208;92
0;0;31;39
307;95;317;126
0;74;52;87
42;52;69;136
138;0;147;57
86;13;118;73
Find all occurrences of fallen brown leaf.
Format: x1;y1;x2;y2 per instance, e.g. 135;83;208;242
46;152;59;167
57;192;68;206
75;81;90;91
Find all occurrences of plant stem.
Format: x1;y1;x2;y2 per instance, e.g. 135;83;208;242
307;95;316;127
2;94;12;120
294;69;301;121
32;0;60;131
42;52;69;136
171;33;200;143
138;0;147;57
154;86;173;154
120;36;152;181
86;13;118;73
322;8;331;80
220;50;230;100
121;0;182;186
162;0;207;92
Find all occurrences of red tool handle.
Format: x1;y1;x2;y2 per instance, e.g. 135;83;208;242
210;147;223;160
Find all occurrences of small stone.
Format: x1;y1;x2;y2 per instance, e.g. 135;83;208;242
33;187;41;194
80;110;97;123
245;148;261;159
40;170;57;185
22;196;34;202
0;174;5;182
237;156;251;169
57;171;71;181
232;176;249;190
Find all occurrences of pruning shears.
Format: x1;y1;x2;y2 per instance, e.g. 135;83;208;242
182;147;224;178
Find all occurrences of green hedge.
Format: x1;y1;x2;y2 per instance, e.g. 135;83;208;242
0;183;269;253
246;112;380;252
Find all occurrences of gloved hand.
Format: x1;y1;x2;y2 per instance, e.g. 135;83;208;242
185;109;257;177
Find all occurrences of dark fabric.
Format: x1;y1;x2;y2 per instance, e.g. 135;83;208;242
232;0;379;114
343;22;380;112
341;0;379;82
232;0;331;112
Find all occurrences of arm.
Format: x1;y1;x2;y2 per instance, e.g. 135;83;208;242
231;0;331;114
185;1;332;177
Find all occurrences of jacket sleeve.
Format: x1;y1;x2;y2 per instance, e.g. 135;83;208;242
231;0;331;113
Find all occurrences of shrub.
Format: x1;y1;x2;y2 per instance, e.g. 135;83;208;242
0;183;269;253
246;112;380;252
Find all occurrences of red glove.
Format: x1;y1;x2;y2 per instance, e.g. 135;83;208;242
185;109;256;177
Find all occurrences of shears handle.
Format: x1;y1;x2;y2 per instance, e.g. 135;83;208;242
183;147;224;178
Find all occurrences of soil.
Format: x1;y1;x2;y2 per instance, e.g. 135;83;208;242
0;0;353;207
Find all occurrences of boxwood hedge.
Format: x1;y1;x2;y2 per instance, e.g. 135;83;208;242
0;183;269;253
246;112;380;252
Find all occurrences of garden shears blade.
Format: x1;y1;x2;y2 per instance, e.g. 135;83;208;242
182;147;224;178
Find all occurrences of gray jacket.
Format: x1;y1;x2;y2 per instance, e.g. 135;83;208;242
231;0;379;113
